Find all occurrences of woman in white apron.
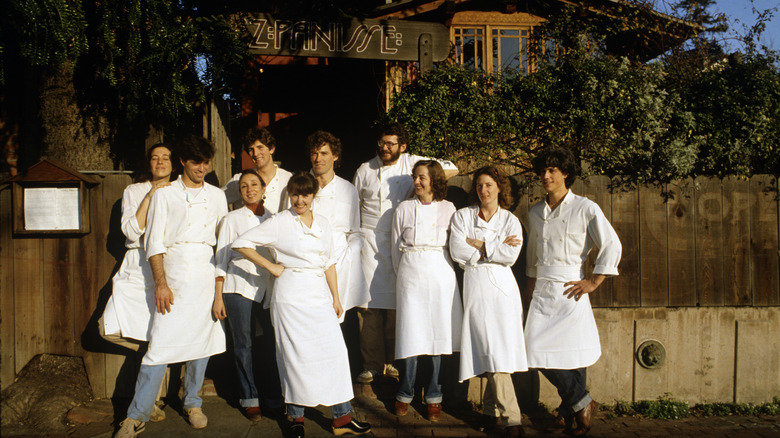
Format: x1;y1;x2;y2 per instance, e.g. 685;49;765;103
524;147;621;436
100;143;172;421
449;166;526;437
212;170;279;421
391;160;462;421
232;172;371;438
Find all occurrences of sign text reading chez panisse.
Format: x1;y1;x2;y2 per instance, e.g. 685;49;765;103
244;14;450;61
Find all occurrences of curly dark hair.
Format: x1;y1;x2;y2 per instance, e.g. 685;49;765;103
531;147;579;188
242;127;277;153
378;122;409;147
176;136;214;164
287;171;319;196
412;160;448;201
305;130;342;168
470;166;514;210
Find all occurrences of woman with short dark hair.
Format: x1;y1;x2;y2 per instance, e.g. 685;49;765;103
232;172;371;438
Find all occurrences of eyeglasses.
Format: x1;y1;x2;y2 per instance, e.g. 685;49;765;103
377;140;399;148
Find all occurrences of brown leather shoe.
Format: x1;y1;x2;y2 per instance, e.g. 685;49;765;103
427;403;442;422
244;406;262;422
544;413;572;434
395;401;409;417
571;400;597;436
505;425;525;437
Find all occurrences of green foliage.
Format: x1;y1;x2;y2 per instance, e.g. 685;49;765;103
386;4;780;184
12;0;89;71
2;1;252;134
606;396;780;419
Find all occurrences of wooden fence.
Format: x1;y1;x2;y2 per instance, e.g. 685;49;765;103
1;174;778;397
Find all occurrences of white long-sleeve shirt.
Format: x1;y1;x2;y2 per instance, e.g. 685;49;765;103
119;181;152;249
215;206;273;305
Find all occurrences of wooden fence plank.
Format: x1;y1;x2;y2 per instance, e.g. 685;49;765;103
100;174;133;397
723;176;751;306
611;186;641;306
13;236;44;372
0;186;16;389
749;175;779;306
695;177;725;306
43;238;76;355
667;179;697;306
639;185;669;306
576;176;613;307
75;177;108;397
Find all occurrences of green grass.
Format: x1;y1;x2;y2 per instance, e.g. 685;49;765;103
602;395;780;420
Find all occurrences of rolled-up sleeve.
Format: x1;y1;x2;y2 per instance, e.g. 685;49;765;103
588;205;622;276
144;190;168;259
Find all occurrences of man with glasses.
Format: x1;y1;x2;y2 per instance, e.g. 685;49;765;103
353;123;458;384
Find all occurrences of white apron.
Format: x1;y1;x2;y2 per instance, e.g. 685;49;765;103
102;247;155;340
524;267;601;369
142;244;226;365
336;243;369;319
459;263;528;382
395;249;462;359
360;229;396;309
271;268;353;407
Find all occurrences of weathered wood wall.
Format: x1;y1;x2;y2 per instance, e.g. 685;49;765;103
1;174;778;397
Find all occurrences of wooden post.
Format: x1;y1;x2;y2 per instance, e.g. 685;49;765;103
419;33;433;73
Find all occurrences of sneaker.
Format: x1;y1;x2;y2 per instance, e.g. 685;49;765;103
186;407;208;429
115;417;145;438
384;364;400;379
357;369;377;383
149;404;166;422
332;418;371;436
427;403;442;422
289;422;305;438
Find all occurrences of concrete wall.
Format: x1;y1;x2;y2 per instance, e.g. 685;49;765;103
542;307;780;406
468;307;780;407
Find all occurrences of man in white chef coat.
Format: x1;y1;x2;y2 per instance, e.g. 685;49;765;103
524;147;622;437
116;136;228;438
223;127;292;213
308;130;369;318
353;122;458;383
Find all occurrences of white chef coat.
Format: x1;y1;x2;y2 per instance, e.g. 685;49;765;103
141;176;228;366
449;205;528;382
102;181;155;341
215;206;273;308
232;209;353;407
222;165;292;213
392;198;462;359
353;153;457;309
311;174;369;319
524;190;621;369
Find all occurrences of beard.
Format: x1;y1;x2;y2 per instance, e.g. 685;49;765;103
380;148;402;165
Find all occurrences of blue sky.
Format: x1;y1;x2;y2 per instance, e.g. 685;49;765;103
712;0;779;52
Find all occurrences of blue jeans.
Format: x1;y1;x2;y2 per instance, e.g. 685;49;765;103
127;357;209;422
539;367;592;416
224;293;260;408
287;401;352;420
396;355;443;404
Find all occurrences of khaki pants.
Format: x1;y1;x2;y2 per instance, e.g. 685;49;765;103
483;372;523;427
357;308;396;372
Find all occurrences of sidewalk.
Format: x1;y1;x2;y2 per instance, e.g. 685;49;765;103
40;382;780;437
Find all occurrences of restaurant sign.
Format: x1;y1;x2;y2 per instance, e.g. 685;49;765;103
244;13;450;62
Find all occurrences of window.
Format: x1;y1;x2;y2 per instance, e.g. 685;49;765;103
452;24;536;75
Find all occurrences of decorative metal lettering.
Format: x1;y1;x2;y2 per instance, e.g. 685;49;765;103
244;14;449;62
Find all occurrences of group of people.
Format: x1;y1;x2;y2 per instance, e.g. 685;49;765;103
102;122;621;438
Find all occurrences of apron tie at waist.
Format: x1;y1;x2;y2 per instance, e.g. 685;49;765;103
535;266;583;282
400;247;443;253
286;267;325;276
